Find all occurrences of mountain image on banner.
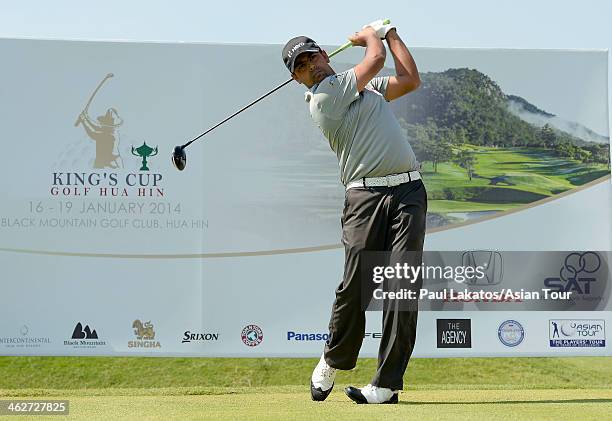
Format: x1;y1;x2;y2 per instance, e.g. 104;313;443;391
377;67;611;229
71;322;99;340
506;95;608;145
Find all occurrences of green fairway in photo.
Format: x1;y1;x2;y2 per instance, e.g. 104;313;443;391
421;146;609;226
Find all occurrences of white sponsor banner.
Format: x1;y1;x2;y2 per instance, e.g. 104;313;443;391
0;38;610;357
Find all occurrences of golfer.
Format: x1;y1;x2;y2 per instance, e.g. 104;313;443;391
282;20;426;404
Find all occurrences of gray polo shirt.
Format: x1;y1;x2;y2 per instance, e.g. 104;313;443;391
306;68;419;185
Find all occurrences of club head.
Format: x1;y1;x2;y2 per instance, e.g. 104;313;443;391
172;145;186;171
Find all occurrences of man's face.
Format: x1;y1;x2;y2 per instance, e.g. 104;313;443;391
291;50;334;88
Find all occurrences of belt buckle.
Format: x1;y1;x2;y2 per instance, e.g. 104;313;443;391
385;175;391;187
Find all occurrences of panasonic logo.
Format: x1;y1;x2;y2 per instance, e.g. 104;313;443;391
287;331;329;341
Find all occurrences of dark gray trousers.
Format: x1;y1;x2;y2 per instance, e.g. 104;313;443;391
323;179;427;390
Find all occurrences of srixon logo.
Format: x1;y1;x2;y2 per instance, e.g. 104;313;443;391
544;252;600;295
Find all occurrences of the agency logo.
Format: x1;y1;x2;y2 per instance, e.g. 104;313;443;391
64;322;107;348
241;325;263;347
128;319;161;349
0;325;51;349
544;252;601;296
437;319;472;348
181;331;220;343
461;250;503;286
51;73;165;198
549;320;605;348
131;142;159;171
498;320;524;347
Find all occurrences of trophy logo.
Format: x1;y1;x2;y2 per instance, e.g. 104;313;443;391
131;142;158;171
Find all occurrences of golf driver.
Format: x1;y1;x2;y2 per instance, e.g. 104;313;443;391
170;22;390;171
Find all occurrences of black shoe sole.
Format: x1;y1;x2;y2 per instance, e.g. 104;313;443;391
344;386;399;404
311;381;334;402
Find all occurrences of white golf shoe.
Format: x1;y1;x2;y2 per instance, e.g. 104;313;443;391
310;354;337;401
344;384;399;404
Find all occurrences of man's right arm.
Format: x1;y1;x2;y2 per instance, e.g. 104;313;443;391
349;27;386;92
310;28;385;119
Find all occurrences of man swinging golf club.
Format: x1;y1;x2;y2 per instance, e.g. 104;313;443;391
282;20;426;404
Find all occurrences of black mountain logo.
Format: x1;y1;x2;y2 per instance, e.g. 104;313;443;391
71;322;99;339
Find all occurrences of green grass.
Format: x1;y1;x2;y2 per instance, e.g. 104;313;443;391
2;357;612;390
422;147;608;197
2;389;611;420
1;357;611;419
428;199;519;213
422;146;609;225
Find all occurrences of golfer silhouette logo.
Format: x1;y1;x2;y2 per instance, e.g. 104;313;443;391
75;73;124;169
551;321;559;338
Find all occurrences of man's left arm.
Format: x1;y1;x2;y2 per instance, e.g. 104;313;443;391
384;29;421;101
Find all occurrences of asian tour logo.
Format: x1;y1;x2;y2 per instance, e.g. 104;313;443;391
549;320;605;348
52;73;164;198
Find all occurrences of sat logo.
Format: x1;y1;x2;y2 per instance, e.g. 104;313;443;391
544;252;600;294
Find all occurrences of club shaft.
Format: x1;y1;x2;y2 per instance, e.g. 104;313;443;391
181;41;354;150
182;78;293;149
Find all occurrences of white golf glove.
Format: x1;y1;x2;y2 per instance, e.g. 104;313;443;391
363;19;395;39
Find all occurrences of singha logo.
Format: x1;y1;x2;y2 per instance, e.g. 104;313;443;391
132;320;155;340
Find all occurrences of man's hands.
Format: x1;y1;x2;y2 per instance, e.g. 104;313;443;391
363;19;396;40
351;19;420;100
348;26;379;47
349;19;395;46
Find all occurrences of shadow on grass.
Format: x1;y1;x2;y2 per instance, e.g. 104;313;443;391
401;398;612;406
568;170;611;185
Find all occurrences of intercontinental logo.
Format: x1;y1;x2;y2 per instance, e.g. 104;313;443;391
0;325;51;349
64;322;107;348
128;319;161;349
51;73;164;198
